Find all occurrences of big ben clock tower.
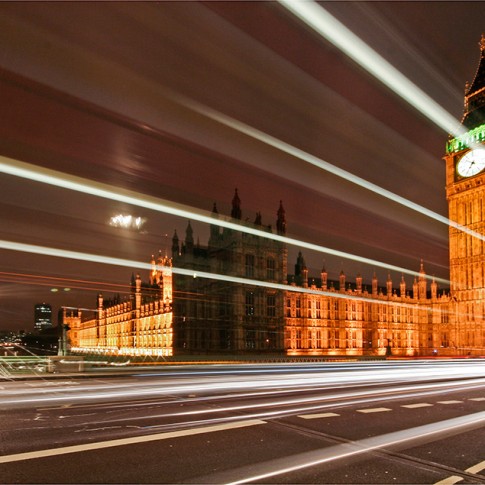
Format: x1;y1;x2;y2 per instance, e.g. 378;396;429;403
444;34;485;353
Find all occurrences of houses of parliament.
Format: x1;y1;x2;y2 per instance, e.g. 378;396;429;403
67;36;485;358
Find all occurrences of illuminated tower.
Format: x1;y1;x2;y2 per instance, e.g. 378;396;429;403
34;303;52;330
444;34;485;353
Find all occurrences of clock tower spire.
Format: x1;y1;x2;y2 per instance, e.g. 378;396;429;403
462;34;485;129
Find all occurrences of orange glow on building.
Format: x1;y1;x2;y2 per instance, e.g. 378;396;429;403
68;254;173;357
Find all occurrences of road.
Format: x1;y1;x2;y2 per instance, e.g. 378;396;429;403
0;360;484;484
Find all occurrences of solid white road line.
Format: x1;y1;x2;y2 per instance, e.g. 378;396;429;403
0;419;266;464
468;397;485;401
437;401;463;405
298;413;340;419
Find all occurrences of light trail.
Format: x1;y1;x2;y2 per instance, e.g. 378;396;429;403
0;155;450;284
182;92;471;239
162;39;484;245
0;239;453;313
278;0;465;139
2;362;484;407
153;378;485;421
223;411;485;485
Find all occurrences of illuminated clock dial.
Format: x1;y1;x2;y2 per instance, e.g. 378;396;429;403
457;148;485;177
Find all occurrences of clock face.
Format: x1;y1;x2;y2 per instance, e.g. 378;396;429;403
457;148;485;178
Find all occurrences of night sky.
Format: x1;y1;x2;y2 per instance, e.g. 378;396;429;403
0;1;484;331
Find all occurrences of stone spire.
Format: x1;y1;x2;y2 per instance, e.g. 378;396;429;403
276;200;286;235
231;189;242;220
210;203;220;241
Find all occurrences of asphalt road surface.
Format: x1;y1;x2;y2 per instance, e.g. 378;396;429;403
1;360;484;484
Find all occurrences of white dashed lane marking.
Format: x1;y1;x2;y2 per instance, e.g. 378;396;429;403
297;396;484;421
356;407;392;413
401;403;433;409
435;475;463;484
434;459;485;484
298;413;340;419
466;459;485;474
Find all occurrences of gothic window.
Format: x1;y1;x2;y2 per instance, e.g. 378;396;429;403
245;292;255;316
267;294;276;317
266;258;275;280
245;254;255;278
245;329;256;349
316;300;321;319
296;299;301;318
316;330;322;348
296;329;302;349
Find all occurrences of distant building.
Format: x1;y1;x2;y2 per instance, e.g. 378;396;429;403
69;259;173;357
34;303;52;330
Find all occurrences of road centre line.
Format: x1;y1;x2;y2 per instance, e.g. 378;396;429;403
0;419;266;464
434;459;485;485
357;407;392;413
466;459;485;474
298;413;340;419
469;397;485;401
435;476;464;485
437;401;463;405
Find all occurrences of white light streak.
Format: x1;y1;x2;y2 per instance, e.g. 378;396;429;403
0;155;449;283
278;0;465;139
170;79;484;246
0;239;449;309
224;411;485;485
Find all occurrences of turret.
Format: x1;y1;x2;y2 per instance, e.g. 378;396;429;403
339;270;346;292
171;230;179;257
231;188;242;220
356;274;362;294
413;277;418;300
321;265;328;290
135;273;142;310
209;203;220;242
431;277;438;300
185;221;194;253
418;260;427;299
97;293;104;321
372;272;378;296
302;265;309;288
400;275;406;298
150;254;157;285
295;251;305;277
276;200;286;235
386;273;393;297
